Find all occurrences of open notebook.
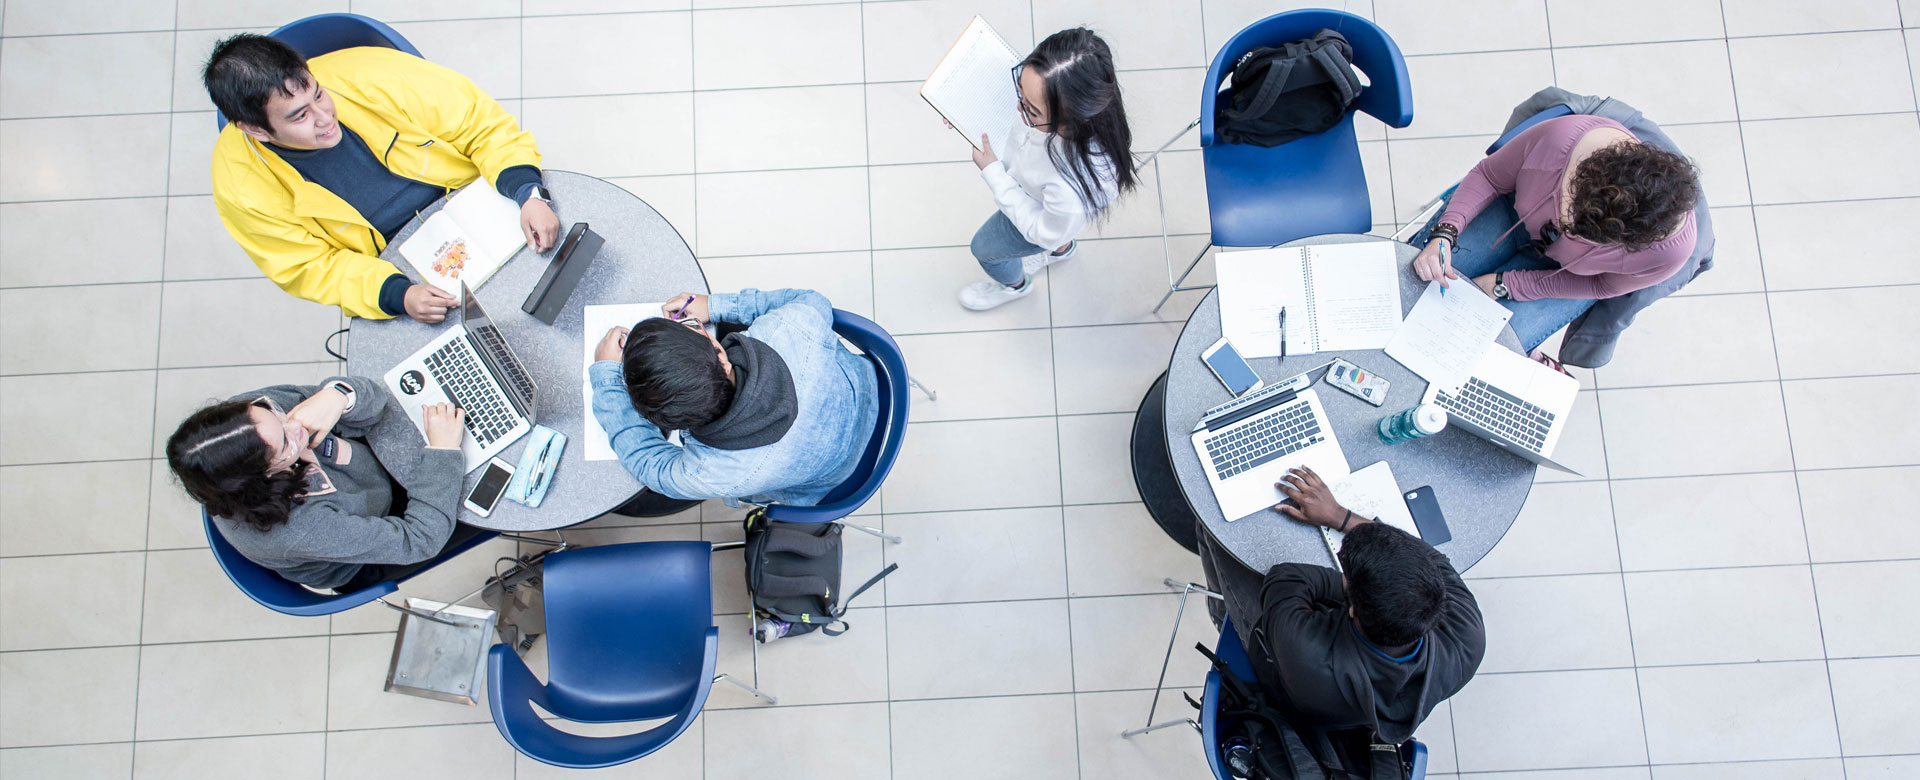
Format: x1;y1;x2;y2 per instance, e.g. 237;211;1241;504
396;181;526;295
1216;242;1404;359
921;16;1022;155
1319;461;1420;569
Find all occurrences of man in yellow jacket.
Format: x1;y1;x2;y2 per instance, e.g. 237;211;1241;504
205;35;558;321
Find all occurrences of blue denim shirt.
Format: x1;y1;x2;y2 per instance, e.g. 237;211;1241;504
590;289;879;506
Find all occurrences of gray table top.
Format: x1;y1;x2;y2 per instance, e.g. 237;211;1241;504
347;170;707;532
1162;234;1532;573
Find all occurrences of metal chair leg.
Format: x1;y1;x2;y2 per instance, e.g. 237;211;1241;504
1152;242;1215;314
1392;194;1448;243
714;673;777;705
836;520;902;545
1122;578;1224;739
908;377;937;401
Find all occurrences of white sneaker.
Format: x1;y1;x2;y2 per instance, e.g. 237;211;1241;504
958;277;1035;311
1021;240;1077;274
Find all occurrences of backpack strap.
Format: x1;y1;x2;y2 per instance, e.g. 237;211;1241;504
828;563;898;618
1365;735;1406;780
1221;50;1302;124
1304;30;1363;109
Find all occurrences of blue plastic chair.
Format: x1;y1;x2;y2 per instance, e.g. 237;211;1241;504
488;541;771;769
203;509;497;617
1152;9;1413;312
213;13;422;131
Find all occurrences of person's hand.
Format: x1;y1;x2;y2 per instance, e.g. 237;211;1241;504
661;293;709;324
287;389;348;448
1472;273;1499;298
404;284;458;323
1273;466;1350;529
972;134;997;169
421;402;465;450
595;326;629;363
521;198;560;253
1412;238;1458;289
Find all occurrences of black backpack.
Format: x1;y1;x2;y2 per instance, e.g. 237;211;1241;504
743;508;896;638
1194;642;1413;780
1215;29;1364;147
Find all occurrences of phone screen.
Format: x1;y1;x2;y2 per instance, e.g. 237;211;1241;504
466;462;512;510
1204;340;1261;394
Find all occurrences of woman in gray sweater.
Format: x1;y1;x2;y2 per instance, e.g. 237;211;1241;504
166;375;474;592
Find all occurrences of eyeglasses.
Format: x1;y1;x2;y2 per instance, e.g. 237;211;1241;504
676;317;705;333
1010;64;1050;129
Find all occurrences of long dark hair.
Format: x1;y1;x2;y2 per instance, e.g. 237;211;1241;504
1023;28;1137;219
1565;141;1699;252
166;400;311;532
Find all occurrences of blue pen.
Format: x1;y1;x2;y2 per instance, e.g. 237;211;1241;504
1439;240;1451;296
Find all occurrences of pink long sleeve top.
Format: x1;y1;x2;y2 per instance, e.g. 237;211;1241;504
1438;115;1697;302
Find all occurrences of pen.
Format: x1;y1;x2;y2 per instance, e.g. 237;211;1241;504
1278;306;1288;360
526;435;557;496
1439;239;1451;296
671;294;695;320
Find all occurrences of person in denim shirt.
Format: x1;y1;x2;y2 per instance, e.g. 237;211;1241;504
588;288;878;506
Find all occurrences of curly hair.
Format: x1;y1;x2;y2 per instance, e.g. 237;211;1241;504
1564;141;1700;252
166;399;311;532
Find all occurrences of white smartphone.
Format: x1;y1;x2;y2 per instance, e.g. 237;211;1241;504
1201;337;1264;396
462;457;516;518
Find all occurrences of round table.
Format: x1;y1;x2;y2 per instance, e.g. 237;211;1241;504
1160;234;1532;572
346;170;707;532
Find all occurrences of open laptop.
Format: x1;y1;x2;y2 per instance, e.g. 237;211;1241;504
384;283;540;473
1421;346;1581;474
1191;367;1352;522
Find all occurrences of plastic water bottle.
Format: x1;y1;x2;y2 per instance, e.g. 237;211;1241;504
755;618;792;644
1378;403;1448;444
1223;737;1256;778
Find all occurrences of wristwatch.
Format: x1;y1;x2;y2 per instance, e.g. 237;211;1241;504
527;185;551;205
325;380;357;412
1492;271;1510;300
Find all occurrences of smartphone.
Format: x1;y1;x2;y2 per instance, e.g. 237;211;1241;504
1201;337;1263;396
463;457;516;518
1326;358;1391;406
1404;486;1451;545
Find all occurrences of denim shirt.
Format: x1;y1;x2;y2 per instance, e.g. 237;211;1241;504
589;289;879;506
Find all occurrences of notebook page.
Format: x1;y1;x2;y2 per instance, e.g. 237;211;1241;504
1319;461;1420;568
921;16;1021;155
397;181;526;294
1216;246;1309;359
1383;281;1512;394
1303;243;1403;353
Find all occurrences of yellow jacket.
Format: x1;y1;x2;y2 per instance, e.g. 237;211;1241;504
210;46;541;319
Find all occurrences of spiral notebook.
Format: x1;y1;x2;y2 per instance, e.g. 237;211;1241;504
921;16;1022;155
1216;242;1403;359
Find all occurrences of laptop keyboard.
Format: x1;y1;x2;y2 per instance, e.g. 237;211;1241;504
1202;400;1323;480
472;323;537;405
423;341;519;446
1433;378;1554;453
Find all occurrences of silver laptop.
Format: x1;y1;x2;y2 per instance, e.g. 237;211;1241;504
383;283;540;473
1191;368;1352;522
1421;346;1581;474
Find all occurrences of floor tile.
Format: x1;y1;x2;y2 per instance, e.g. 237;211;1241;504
0;32;172;119
1119;67;1206;153
1742;114;1920;204
1553;41;1738;126
520;93;694;178
1598;382;1793;479
699;251;874;320
695;166;869;256
1050;322;1180;415
871;246;1055;334
1724;0;1903;36
326;632;492;730
386;18;520;100
1089;149;1211;240
348;0;520;22
1593;292;1778;388
1798;465;1920;562
1;0;174;35
139;547;318;645
710;608;891;708
1611;473;1808;571
1781;374;1920;470
1062;502;1204;596
1660;122;1751;208
1730;31;1916;120
891;694;1080;780
1532;389;1609;483
1849;756;1920;780
881;417;1061;513
522;0;690;15
1386;135;1500;220
0;114;171;201
897;328;1056;421
868;161;998;250
1627;566;1826;666
515;714;703;780
865;81;971;167
0;743;133;779
1675;206;1764;297
0;551;144;651
1418;701;1458;773
0;284;160;375
0;198;167;288
1374;0;1549;56
695;85;867;173
1450;669;1648;772
1040;235;1210;327
1463;770;1650;780
522;11;692;97
1068;592;1217;692
0;370;156;465
606;174;697;250
1753;199;1920;289
1829;656;1920;755
888;599;1074;699
1545;0;1724;45
1392;50;1558;140
0;460;151;557
704;703;890;780
1073;687;1213;780
163;195;258;281
1651;759;1844;780
1031;0;1207;71
325;723;513;780
132;733;324;780
882;507;1068;605
1463;481;1619;578
1058;412;1136;504
1638;661;1839;763
0;646;139;747
1813;560;1920;658
1472;574;1635;673
135;636;329;740
1200;0;1380;62
168;112;217;196
156;279;342;368
147;362;338;458
860;0;1034;84
171;27;255;114
174;0;342;30
1770;287;1920;379
693;4;863;91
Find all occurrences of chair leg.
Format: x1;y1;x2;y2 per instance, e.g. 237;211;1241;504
1152;242;1214;314
836;520;902;545
714;673;777;705
1122;578;1224;739
908;377;937;401
1392;193;1448;244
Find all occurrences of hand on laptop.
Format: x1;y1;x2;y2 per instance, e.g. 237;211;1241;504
404;284;458;324
521;198;559;253
595;326;629;363
1273;466;1354;529
661;293;708;324
421;403;466;450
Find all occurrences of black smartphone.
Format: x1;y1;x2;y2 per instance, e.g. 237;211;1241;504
1404;486;1450;545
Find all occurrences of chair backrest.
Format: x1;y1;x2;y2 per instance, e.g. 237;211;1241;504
1488;104;1573;154
540;542;715;721
212;13;422;131
1201;10;1412;147
202;509;396;615
762;310;910;524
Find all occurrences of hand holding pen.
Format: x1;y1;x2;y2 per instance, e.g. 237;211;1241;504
661;293;709;324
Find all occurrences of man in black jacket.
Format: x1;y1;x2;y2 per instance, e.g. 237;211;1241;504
1200;466;1487;744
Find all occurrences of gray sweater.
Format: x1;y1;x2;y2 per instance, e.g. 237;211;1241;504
210;376;464;590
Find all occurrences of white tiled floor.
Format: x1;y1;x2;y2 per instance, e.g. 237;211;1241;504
2;0;1918;777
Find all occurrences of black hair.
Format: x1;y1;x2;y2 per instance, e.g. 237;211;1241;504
1022;28;1137;219
622;319;734;431
1565;141;1700;252
1336;522;1449;648
166;400;311;532
203;33;312;130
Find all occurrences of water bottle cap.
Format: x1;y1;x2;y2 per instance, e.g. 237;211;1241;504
1414;404;1449;434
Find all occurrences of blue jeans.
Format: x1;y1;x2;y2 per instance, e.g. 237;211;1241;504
1414;195;1595;353
970;212;1043;286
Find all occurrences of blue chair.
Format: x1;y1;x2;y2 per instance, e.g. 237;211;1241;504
203;509;497;617
1149;9;1413;312
487;541;771;769
213;13;422;131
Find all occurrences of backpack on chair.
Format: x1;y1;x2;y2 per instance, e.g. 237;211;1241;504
742;507;896;639
1215;29;1364;147
1194;642;1414;780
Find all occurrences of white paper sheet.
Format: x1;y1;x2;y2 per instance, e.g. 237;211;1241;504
1320;461;1420;568
921;16;1021;155
1383;281;1512;394
581;303;666;462
1216;243;1402;358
